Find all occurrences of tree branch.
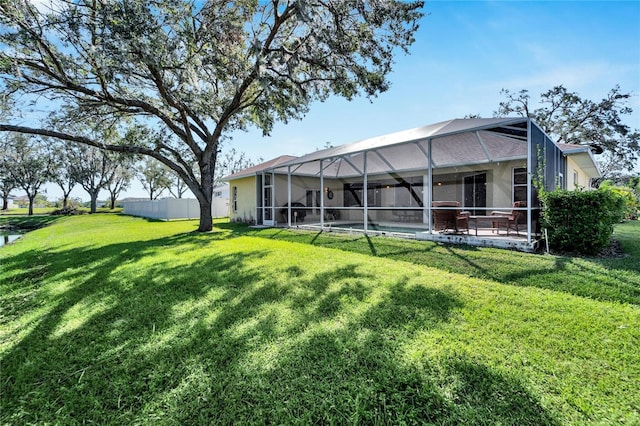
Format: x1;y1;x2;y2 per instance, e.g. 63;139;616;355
209;1;297;156
145;62;205;156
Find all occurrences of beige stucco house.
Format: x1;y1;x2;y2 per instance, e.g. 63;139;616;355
223;118;601;251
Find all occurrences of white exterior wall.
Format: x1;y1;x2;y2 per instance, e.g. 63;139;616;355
430;160;526;209
566;156;592;190
228;176;257;222
490;160;528;206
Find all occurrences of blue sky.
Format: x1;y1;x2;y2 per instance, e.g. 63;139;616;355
41;1;640;201
230;0;640;159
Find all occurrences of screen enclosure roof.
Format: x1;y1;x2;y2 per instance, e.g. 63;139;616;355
269;117;531;179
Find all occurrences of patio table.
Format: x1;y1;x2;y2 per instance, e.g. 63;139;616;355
468;213;509;236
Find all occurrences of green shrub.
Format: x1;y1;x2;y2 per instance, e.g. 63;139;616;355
599;180;639;220
540;188;625;255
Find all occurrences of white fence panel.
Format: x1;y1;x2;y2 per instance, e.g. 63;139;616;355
123;198;200;220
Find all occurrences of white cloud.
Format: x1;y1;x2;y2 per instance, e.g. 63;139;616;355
496;64;607;91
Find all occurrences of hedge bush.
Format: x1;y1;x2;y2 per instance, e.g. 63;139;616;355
599;180;640;220
540;188;625;255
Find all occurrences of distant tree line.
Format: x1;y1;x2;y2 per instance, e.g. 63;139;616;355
0;133;259;215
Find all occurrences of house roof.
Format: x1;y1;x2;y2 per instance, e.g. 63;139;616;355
277;117;528;168
557;143;601;178
267;118;530;178
224;117;600;180
222;155;297;180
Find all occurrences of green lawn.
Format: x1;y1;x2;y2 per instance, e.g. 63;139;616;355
0;207;58;215
1;206;123;215
1;215;639;425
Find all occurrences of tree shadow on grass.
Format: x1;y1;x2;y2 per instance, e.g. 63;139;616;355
0;234;559;425
0;215;62;231
438;244;639;304
246;226;640;305
498;255;640;304
0;232;267;423
241;335;558;425
432;359;559;425
122;278;557;425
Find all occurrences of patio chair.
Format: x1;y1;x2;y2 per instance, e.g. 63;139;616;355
324;209;340;220
432;201;469;234
280;202;307;223
491;201;526;236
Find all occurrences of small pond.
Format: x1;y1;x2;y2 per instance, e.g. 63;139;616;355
0;233;22;247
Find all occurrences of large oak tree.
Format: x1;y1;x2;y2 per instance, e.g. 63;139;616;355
0;0;423;231
496;85;640;178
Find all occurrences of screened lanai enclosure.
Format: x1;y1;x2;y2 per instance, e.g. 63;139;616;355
234;118;596;251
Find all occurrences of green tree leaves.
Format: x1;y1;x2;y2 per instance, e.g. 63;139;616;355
497;85;640;175
1;0;423;231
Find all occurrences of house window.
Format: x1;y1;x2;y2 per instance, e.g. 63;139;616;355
306;190;321;214
513;167;527;203
463;173;487;215
232;186;238;212
573;170;579;186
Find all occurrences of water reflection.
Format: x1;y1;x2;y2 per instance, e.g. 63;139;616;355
0;234;22;247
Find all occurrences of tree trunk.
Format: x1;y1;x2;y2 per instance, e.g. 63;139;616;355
62;194;69;209
89;191;98;213
2;194;8;210
195;162;214;232
198;199;213;231
110;195;116;209
28;194;35;216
